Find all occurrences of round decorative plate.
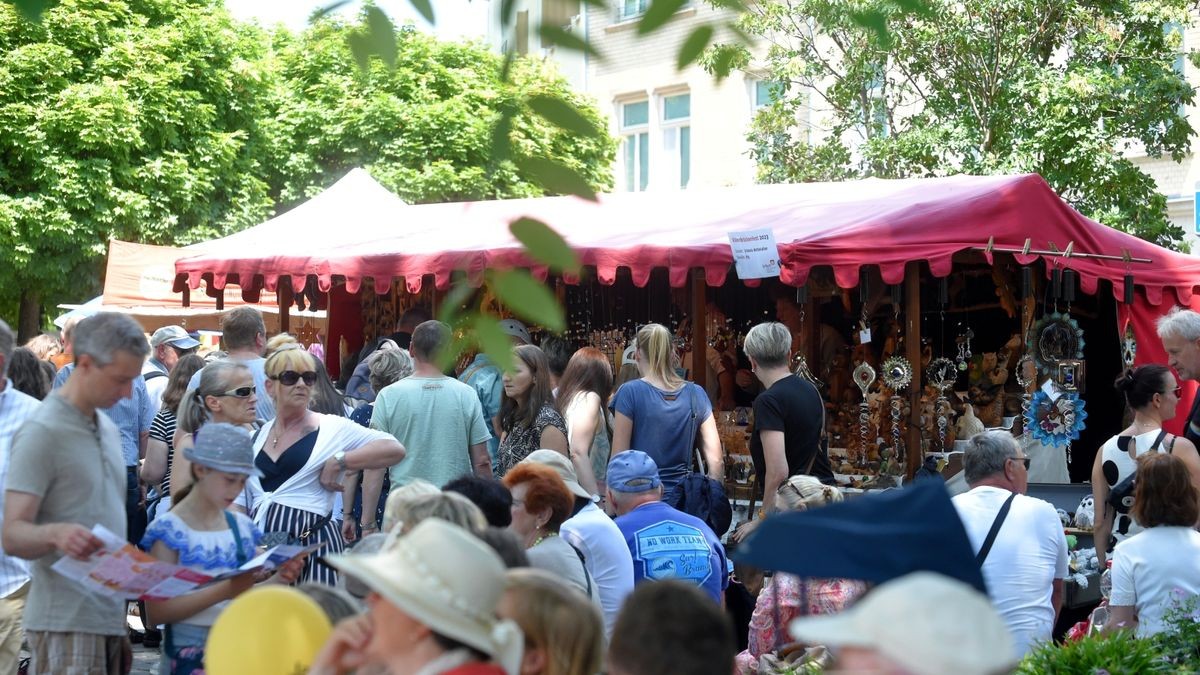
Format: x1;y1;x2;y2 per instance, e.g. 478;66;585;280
881;356;913;390
1014;354;1036;389
1029;312;1085;375
926;357;958;391
1024;391;1088;448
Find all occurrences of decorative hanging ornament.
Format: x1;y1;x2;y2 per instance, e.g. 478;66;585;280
1121;324;1137;369
927;358;956;452
1025;390;1088;451
881;357;913;467
1015;355;1037;443
853;362;877;468
1029;312;1085;375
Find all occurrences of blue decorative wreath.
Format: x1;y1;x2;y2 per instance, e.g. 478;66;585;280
1025;391;1088;448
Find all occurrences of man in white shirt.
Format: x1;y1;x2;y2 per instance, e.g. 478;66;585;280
952;431;1067;658
521;449;634;638
0;320;39;674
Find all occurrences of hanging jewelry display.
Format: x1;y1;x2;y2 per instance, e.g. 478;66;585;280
881;356;912;466
791;285;822;386
1025;390;1088;449
1029;312;1085;375
927;357;957;452
1015;355;1036;443
955;324;974;372
853;362;877;467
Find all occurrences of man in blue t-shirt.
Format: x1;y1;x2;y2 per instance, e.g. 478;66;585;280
607;450;728;604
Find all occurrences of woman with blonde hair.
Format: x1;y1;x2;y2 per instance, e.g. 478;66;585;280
239;347;405;584
734;476;866;675
611;323;722;493
498;568;604;675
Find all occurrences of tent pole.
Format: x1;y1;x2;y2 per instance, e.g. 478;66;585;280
279;277;292;335
905;262;922;478
691;268;707;391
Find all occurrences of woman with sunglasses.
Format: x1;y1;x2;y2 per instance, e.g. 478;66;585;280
240;348;404;585
171;361;262;499
1092;365;1200;567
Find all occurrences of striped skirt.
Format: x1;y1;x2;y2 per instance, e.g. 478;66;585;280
261;503;344;586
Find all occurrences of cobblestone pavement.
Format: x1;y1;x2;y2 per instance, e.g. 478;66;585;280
131;642;159;674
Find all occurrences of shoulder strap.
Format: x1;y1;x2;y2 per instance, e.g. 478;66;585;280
224;511;248;566
1150;429;1169;452
143;370;167;382
1170;435;1178;454
568;542;593;598
684;385;701;474
975;492;1017;567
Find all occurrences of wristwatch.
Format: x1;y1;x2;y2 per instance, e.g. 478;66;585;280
334;451;347;471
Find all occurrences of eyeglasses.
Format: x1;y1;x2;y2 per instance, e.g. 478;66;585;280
1008;456;1031;470
274;370;317;386
1165;386;1183;397
212;386;255;398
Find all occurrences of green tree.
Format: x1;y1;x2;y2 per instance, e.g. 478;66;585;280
0;0;279;338
261;19;615;210
718;0;1195;249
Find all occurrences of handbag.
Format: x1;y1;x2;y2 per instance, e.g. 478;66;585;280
664;385;733;537
261;512;331;548
1106;430;1171;514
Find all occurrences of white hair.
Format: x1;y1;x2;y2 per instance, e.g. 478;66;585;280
1156;307;1200;342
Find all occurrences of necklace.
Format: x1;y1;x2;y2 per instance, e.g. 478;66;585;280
530;531;558;548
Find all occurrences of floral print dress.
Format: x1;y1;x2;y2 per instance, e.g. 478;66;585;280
497;404;568;477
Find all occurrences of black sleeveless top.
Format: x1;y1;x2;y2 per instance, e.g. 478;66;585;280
256;429;319;492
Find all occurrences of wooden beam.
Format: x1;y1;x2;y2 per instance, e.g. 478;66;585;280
804;291;818;366
691;268;707;390
905;261;923;478
278;277;292;335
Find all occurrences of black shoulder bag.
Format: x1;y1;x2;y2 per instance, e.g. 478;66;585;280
1106;430;1170;515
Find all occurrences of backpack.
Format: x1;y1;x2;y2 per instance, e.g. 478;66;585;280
665;473;733;537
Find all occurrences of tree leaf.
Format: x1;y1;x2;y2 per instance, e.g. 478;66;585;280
406;0;436;26
537;24;603;61
347;32;372;71
849;9;892;47
514;156;598;201
490;109;514;164
472;313;515;373
12;0;56;21
309;0;353;22
489;269;566;332
528;94;600;137
436;281;477;325
500;0;518;30
364;6;397;68
510;217;581;273
638;0;689;36
677;24;714;70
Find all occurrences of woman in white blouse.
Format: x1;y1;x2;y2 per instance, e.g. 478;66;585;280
1106;452;1200;637
240;347;404;584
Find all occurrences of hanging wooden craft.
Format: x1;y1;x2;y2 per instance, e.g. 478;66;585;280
1029;312;1085;375
1025;390;1088;449
853;362;877;467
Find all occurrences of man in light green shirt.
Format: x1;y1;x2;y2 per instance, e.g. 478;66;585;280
371;321;493;490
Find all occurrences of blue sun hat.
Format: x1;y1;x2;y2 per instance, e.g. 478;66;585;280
184;423;263;477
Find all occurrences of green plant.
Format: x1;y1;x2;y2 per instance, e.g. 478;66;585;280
1018;630;1171;674
1152;593;1200;669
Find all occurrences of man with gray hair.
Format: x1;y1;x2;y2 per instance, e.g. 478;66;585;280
4;312;148;673
951;430;1067;658
0;320;39;674
1156;307;1200;445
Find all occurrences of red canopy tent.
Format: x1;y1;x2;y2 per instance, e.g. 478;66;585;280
175;172;1200;437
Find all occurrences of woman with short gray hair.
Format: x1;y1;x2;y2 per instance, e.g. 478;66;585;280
735;322;834;543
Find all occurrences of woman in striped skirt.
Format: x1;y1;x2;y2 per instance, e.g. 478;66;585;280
240;348;405;585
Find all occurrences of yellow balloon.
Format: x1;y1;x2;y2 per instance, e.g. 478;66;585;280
205;585;333;675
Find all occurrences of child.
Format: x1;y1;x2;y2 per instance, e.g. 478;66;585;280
142;422;304;674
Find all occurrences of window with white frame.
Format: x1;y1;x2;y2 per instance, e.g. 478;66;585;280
621;100;650;192
660;93;690;188
753;79;784;110
619;0;649;21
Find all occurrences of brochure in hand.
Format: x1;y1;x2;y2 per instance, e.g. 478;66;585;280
51;524;319;601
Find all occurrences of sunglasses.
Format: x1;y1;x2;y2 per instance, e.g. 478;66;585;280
1009;456;1031;470
212;386;255;398
1165;386;1183;397
274;370;317;386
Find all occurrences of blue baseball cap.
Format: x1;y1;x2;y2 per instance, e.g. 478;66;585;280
607;450;662;493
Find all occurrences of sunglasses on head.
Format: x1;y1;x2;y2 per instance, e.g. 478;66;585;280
275;370;317;386
212;386;254;398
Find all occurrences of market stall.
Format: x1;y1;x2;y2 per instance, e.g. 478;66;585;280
174;172;1200;489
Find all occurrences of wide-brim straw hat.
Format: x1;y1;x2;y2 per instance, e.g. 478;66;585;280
326;518;523;675
521;449;597;502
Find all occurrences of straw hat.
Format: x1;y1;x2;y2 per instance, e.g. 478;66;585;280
520;449;596;501
788;572;1015;675
326;519;523;675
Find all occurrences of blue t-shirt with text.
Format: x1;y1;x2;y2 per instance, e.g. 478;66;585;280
615;500;727;604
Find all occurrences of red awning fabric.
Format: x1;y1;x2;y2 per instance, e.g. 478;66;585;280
175;173;1200;305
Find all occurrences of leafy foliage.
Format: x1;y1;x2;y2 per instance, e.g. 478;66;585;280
0;0;278;318
722;0;1195;249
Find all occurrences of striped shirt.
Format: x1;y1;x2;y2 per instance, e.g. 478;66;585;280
55;364;153;466
148;409;176;495
0;379;40;597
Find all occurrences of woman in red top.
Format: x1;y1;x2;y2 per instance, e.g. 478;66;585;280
313;519;523;675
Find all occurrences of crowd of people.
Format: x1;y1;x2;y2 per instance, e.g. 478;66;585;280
1;302;1200;675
